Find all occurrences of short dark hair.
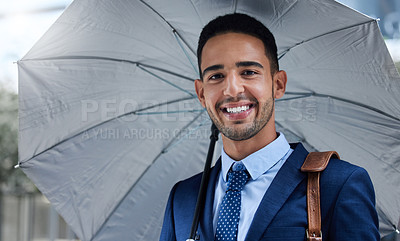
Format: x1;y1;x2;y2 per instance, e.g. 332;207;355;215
197;13;279;79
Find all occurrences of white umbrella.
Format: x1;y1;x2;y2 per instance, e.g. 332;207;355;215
17;0;400;240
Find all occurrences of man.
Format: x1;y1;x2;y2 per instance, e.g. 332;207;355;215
160;13;379;241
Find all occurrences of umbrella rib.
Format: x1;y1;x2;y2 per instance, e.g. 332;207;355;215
280;91;400;122
162;110;208;153
173;31;199;75
20;56;194;82
277;92;313;102
137;62;194;83
139;0;196;55
131;96;196;115
137;65;196;97
18;96;196;165
278;19;376;59
90;110;207;241
234;0;238;12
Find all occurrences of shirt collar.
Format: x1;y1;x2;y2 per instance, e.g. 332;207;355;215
221;132;291;182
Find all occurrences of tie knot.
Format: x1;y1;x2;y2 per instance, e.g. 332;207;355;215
232;162;246;171
227;163;249;192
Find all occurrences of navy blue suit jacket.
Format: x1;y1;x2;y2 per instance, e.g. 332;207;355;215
160;143;379;240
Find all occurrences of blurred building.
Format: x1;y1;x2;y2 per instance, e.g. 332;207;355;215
2;193;78;241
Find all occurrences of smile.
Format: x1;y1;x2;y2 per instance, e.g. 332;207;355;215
226;105;250;114
220;103;255;120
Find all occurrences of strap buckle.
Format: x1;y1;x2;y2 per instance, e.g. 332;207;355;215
306;229;322;241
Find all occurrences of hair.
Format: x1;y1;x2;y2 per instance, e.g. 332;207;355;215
197;13;279;79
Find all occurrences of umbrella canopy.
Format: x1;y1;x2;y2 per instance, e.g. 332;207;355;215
17;0;400;240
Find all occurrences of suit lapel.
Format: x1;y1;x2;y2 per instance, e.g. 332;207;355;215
198;159;221;241
245;143;308;241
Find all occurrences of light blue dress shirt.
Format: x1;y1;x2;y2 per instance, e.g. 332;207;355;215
213;133;293;241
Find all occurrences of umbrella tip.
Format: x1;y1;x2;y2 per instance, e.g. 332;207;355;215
14;163;20;169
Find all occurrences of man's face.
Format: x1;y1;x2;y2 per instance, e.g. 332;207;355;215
195;32;279;141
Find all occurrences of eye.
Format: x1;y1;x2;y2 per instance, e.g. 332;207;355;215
209;73;224;80
242;70;256;76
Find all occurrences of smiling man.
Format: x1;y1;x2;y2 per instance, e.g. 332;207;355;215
160;13;379;241
195;31;286;160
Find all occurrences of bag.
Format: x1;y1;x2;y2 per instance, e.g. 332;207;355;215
301;151;340;241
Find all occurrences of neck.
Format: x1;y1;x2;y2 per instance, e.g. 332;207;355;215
222;120;278;161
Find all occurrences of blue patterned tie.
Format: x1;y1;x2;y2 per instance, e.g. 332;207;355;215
215;163;249;241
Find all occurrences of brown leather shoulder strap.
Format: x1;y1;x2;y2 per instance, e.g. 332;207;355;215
301;151;340;241
301;151;339;172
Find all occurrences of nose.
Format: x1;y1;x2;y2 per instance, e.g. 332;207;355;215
223;73;244;97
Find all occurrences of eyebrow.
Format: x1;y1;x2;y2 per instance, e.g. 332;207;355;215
236;61;264;69
201;61;264;78
202;64;224;78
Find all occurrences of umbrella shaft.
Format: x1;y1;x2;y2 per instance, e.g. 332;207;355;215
188;124;219;240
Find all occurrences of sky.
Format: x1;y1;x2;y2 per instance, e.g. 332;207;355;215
0;0;399;93
0;0;73;92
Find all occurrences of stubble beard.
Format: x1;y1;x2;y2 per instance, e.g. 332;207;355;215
207;95;275;141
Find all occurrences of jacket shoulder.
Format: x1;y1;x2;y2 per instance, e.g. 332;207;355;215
322;157;371;182
174;172;203;201
320;158;379;239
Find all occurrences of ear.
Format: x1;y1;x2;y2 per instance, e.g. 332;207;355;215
273;70;287;99
195;79;206;107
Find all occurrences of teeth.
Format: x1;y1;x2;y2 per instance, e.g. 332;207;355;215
226;105;250;113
